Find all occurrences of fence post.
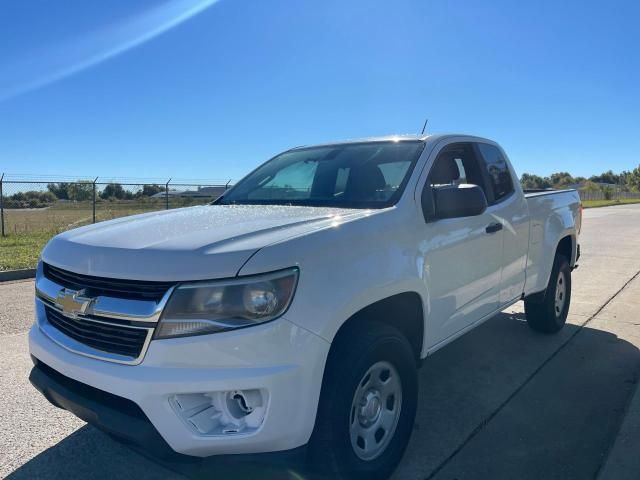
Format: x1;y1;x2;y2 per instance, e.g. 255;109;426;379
0;173;4;237
92;177;98;223
165;178;171;210
225;179;232;191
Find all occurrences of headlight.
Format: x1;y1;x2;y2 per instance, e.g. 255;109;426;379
155;268;299;339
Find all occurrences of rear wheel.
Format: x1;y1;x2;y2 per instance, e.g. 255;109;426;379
525;254;571;333
308;322;418;480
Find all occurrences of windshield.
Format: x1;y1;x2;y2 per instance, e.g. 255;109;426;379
218;141;425;209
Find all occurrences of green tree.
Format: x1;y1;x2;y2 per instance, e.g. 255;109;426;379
589;170;620;185
5;190;57;208
47;182;70;200
549;172;575;188
520;173;551;190
626;165;640;192
38;191;57;203
601;185;614;200
66;181;93;201
582;180;599;193
47;181;93;201
139;184;163;197
101;183;127;199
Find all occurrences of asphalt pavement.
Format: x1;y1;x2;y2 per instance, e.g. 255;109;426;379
2;204;640;479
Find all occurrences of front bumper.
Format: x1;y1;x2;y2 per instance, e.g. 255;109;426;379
29;358;308;475
30;358;175;456
29;314;330;457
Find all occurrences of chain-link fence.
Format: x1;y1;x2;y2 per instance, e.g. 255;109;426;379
0;176;232;237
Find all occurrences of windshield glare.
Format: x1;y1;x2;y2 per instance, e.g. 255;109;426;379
219;141;425;209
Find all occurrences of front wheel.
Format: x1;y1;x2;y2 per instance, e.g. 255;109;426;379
308;322;418;480
525;254;571;333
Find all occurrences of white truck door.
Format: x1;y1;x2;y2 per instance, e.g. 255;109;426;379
475;142;530;305
419;142;504;348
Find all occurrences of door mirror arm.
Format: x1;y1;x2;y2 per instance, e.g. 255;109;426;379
421;185;437;222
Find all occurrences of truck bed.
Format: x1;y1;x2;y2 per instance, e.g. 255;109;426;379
523;188;581;296
523;188;577;198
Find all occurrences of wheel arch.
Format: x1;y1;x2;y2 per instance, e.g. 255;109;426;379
526;233;576;302
556;234;576;266
329;292;425;363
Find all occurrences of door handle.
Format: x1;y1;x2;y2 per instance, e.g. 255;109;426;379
485;222;503;234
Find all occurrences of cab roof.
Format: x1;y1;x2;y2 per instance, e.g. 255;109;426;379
290;133;492;150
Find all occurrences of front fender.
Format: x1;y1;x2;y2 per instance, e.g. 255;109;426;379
238;208;428;345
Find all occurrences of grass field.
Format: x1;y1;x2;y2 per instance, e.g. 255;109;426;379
581;198;640;208
0;200;207;271
0;231;52;271
2;200;190;235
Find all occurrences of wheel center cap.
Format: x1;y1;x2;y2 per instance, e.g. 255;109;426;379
358;390;382;426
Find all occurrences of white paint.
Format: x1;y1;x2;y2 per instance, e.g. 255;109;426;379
30;134;580;457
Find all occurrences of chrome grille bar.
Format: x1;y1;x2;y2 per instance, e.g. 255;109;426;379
36;274;174;323
35;263;175;364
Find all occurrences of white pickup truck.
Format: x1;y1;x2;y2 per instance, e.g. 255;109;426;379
29;134;581;479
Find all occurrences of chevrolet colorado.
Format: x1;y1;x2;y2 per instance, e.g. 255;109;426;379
29;134;581;479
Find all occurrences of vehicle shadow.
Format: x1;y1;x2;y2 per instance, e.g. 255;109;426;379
7;310;640;480
394;310;640;480
5;425;182;480
5;420;311;480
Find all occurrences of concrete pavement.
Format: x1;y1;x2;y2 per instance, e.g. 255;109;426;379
596;272;640;480
2;203;640;479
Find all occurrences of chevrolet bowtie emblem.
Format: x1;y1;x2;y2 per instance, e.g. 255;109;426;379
55;289;93;317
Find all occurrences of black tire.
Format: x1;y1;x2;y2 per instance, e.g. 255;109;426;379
525;254;571;333
307;322;418;480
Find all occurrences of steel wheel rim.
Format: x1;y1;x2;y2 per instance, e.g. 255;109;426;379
349;360;403;461
555;270;567;317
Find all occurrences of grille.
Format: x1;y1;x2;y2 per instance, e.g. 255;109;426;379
43;263;173;301
45;306;149;358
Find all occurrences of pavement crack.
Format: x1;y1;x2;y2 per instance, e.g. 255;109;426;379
424;269;640;480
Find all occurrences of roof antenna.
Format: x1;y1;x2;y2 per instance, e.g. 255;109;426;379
420;118;429;135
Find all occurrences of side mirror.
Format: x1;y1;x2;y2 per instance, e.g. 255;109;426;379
430;184;488;220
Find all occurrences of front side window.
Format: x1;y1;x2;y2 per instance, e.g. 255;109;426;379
427;143;486;192
421;142;493;221
477;143;514;202
219;141;425;209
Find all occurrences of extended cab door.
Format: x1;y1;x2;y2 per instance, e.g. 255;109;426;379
418;142;504;348
475;142;530;304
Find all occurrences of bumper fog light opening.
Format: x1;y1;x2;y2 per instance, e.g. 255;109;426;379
171;389;267;436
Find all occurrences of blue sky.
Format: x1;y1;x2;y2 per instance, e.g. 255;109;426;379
0;0;638;182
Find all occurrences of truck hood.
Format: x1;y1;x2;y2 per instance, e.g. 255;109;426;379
42;204;369;281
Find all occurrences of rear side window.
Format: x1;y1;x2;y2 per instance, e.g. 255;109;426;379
334;167;350;195
477;143;514;202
